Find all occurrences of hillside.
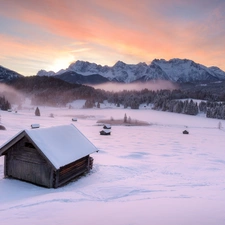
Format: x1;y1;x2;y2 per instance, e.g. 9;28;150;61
0;65;23;82
7;76;97;106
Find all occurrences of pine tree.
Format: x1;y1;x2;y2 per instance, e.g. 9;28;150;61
35;107;41;116
84;99;95;108
124;113;127;123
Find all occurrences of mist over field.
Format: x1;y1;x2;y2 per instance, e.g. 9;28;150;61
92;80;178;92
0;83;24;105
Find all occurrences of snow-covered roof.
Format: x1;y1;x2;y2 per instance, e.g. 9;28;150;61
103;124;111;129
31;124;40;129
0;124;98;169
25;124;97;169
101;129;111;133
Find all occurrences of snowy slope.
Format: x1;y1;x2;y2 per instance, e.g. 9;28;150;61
0;66;23;82
152;59;222;82
0;103;225;225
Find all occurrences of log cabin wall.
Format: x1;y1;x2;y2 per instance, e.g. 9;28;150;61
5;137;54;188
56;156;89;187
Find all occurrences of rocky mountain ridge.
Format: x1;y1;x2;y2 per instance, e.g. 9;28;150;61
0;66;23;82
37;58;225;84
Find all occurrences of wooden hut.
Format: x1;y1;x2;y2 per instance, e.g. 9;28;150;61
0;124;97;188
103;124;111;129
100;124;111;135
0;125;6;130
183;130;189;134
31;124;40;129
100;129;111;135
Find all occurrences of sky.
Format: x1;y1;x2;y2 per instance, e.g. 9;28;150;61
0;0;225;76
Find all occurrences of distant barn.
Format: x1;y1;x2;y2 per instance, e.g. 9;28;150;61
31;124;40;129
100;124;111;135
0;124;97;188
100;129;111;135
0;125;6;130
103;124;111;129
183;130;189;134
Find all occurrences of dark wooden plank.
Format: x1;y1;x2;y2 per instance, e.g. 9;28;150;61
7;158;53;187
4;156;7;177
57;167;88;188
56;156;90;187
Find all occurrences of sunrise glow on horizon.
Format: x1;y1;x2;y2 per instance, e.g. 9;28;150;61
0;0;225;76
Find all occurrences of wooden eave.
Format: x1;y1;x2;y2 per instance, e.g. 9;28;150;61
0;130;25;156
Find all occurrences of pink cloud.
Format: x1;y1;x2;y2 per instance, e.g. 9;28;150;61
0;0;225;74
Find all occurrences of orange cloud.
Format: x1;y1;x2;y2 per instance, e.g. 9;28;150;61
0;0;225;75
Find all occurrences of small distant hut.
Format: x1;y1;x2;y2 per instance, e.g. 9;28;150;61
183;130;189;134
100;124;111;135
100;129;111;135
103;124;111;129
0;125;6;130
0;124;97;188
31;124;40;129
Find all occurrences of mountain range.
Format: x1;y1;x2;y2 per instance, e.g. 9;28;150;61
37;58;225;84
1;59;225;110
0;65;23;82
0;58;225;86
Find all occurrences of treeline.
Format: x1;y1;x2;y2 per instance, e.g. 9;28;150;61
92;89;225;120
153;98;225;119
7;76;225;120
153;99;198;115
205;102;225;120
0;95;11;111
8;76;97;107
100;88;222;108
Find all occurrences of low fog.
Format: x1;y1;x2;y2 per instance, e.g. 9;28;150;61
92;80;179;92
0;83;25;106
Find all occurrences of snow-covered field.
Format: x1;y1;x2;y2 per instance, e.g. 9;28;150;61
0;101;225;225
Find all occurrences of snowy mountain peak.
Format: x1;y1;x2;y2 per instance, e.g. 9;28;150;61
69;60;93;71
113;60;127;68
36;59;225;84
37;69;56;77
67;61;109;76
0;65;23;82
137;62;148;67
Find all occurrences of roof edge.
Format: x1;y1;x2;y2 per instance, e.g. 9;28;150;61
0;130;25;156
24;130;57;170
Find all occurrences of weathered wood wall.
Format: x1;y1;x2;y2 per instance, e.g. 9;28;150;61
3;136;94;188
5;137;53;188
55;156;89;187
